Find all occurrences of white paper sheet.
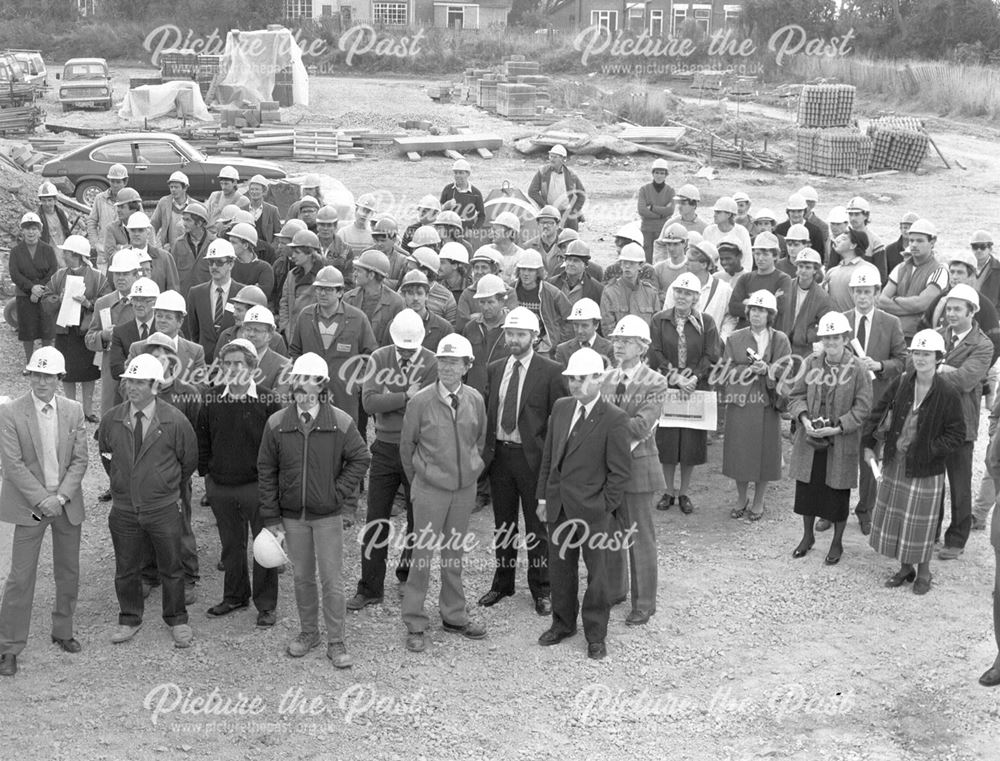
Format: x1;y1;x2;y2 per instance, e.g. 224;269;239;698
850;338;877;380
55;275;85;328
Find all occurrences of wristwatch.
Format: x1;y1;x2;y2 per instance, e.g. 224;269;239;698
56;494;68;507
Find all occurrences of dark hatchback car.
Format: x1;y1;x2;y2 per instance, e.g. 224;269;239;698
41;132;287;205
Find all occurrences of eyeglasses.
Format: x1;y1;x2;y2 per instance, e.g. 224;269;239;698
972;243;991;251
208;260;233;267
372;233;390;241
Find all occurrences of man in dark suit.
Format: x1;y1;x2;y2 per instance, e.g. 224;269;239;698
536;347;631;660
126;289;207;388
109;278;159;389
0;348;89;676
554;297;614;369
884;212;917;276
187;239;244;364
478;307;566;615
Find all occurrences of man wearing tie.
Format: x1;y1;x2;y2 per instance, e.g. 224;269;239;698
478;307;566;615
822;268;906;534
187;239;245;365
0;348;89;676
109;277;159;390
554;298;614;369
536;348;631;660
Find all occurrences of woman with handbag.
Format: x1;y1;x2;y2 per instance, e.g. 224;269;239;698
721;289;792;521
46;235;105;422
861;329;966;595
787;312;872;564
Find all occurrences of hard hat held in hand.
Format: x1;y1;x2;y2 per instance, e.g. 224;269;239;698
253;527;289;569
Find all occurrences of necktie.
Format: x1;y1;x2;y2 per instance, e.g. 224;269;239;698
214;286;224;325
449;393;459;416
42;403;51;415
613;373;628;408
567;405;585;442
301;411;312;426
948;331;957;352
857;315;867;350
399;358;410;384
132;411;143;461
500;360;521;434
139;322;148;341
675;313;688;369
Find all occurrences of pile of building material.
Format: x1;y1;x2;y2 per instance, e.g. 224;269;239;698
866;116;929;172
797;84;856;128
458;57;554;123
692;70;736;93
0;105;43;135
394;133;502;162
795;84;877;175
213;127;359;161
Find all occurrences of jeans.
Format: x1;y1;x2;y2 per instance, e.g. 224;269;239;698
356;440;412;599
109;501;188;627
283;514;346;643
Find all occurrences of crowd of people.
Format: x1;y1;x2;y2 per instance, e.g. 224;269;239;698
1;148;999;687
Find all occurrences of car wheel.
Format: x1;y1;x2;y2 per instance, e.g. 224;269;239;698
75;179;108;206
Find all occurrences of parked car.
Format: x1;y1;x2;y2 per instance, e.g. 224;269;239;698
58;57;112;110
0;52;24;85
11;50;47;87
41;132;288;205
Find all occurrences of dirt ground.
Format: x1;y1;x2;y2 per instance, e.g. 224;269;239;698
0;68;998;761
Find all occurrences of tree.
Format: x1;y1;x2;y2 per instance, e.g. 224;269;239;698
901;0;1000;57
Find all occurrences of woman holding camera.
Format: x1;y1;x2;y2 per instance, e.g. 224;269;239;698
787;312;872;564
721;290;791;521
861;329;965;595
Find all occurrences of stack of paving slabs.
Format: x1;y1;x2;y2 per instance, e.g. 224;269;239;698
692;70;735;92
496;83;537;118
503;59;539;77
814;128;873;176
515;75;551;108
794;128;821;173
477;79;499;111
160;49;199;81
797;84;856;128
866;116;928;172
463;68;491;102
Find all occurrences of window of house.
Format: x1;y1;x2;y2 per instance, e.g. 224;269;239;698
671;4;688;36
627;5;645;33
321;4;333;16
590;10;618;31
77;0;97;16
724;4;740;29
447;6;465;28
692;4;711;34
284;0;313;19
649;9;664;36
373;2;408;24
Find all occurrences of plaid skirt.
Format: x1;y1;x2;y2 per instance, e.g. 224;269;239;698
869;456;944;564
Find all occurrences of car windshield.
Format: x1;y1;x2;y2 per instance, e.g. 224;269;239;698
173;136;206;162
65;64;106;79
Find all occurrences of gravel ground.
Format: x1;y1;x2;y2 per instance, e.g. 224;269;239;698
0;70;998;760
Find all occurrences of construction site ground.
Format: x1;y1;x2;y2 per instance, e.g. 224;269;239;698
0;68;998;761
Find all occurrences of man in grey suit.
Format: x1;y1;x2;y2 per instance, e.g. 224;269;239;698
126;290;208;387
536;347;631;660
0;348;89;676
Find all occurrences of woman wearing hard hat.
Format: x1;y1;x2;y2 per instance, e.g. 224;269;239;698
10;212;60;362
36;182;72;248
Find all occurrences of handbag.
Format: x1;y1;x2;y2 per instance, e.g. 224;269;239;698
804;434;830;450
872;401;893;457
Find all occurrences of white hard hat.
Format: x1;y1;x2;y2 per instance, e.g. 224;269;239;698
615;222;644;246
909;218;937;238
435;210;464;230
408;225;441;249
123;354;165;383
713;196;738;215
618;242;646;262
243;305;276;328
389;308;426;349
562;347;606;376
827;206;849;225
154;290;187;314
744;289;778;312
314;266;345;288
168;171;189;186
948;250;978;271
690;240;719;265
20;211;41;227
658;222;688;243
452;158;471;172
183;202;208;222
109;249;142;273
816;311;851;337
25;346;65;375
290;352;330;381
436;333;474;359
516;249;545;270
564;240;591;259
611;315;651;341
59;234;92;259
752;232;780;250
205;238;236;260
946;283;980;313
134;249;152;264
219;337;258;359
674;184;701;202
129;277;160;299
248;174;269;188
910;329;946;354
228;222;259;246
785;223;811;242
126;211;152;229
568;298;601;321
145;331;178;354
536;205;561;221
252;527;289;569
795;248;823;266
473;273;506;299
399;269;430;290
492;211;521;233
38;181;58;197
651;158;670;172
218;165;240;181
732;190;751;203
753;208;777;223
846;196;871;214
786;193;807;211
107;163;129;180
354;249;391;277
848;268;880;289
970;230;993;245
671;272;702;293
410;247;441;274
901;211;920;225
439;241;469;265
798;185;819;203
502;306;540;333
417;194;442;213
232;285;268;308
356;193;378;212
549;144;568;157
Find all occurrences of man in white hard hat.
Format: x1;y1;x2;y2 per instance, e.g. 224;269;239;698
206;166;244;227
824;228;881;312
0;348;89;677
528;144;587;231
547;240;604;307
457;246;504;333
401;195;441;251
797;185;829;257
440;158;486;232
728;233;792;330
637;159;675;263
197;338;283;628
188;239;246;363
490;211;525;285
337;194;377;259
601;243;661;337
229;223;274;300
828;196;886;283
399;270;452;351
86;164;130;262
463;273;512;398
170;202;210;299
554;298;613;368
478;307;565;615
439;240;473;304
126;290;208;386
663;184;706;234
10;212;59;363
292;195;321;231
509;249;573;355
399;334;488;653
524;205;563;270
286;175;325;221
651;222;690;292
127;211;180;293
150;171;196;250
271;219;308;311
237;306;290;393
108;278;159;395
775;193;825;260
314;205;352;286
703;196;752;272
435;211;473;258
245;175;281;264
537;347;631;660
779;248;832;360
349;309;439;611
371;216;409;290
409;246;458;326
920;251;1000;365
97;354;199;649
733;190;752;232
779;223;812;280
36;181;70;248
878;219;948;340
343;250;404;348
258;353;371;666
105;188;143;256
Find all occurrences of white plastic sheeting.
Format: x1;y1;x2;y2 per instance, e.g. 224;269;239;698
118;80;212;122
219;28;309;107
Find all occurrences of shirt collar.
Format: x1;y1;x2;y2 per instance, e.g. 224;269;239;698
437;381;462;404
619;363;640;383
577;395;599;418
508;351;533;371
296;402;320;421
129;398;157;421
213;279;232;293
855;307;874;320
31;393;55;414
953;326;973;343
223;380;258;400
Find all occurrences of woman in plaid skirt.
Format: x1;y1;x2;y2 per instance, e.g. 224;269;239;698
862;329;965;595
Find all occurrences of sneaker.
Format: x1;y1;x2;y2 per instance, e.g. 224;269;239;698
171;624;194;649
442;620;487;640
327;642;354;668
110;624;142;644
405;631;426;652
346;593;382;611
287;631;321;658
